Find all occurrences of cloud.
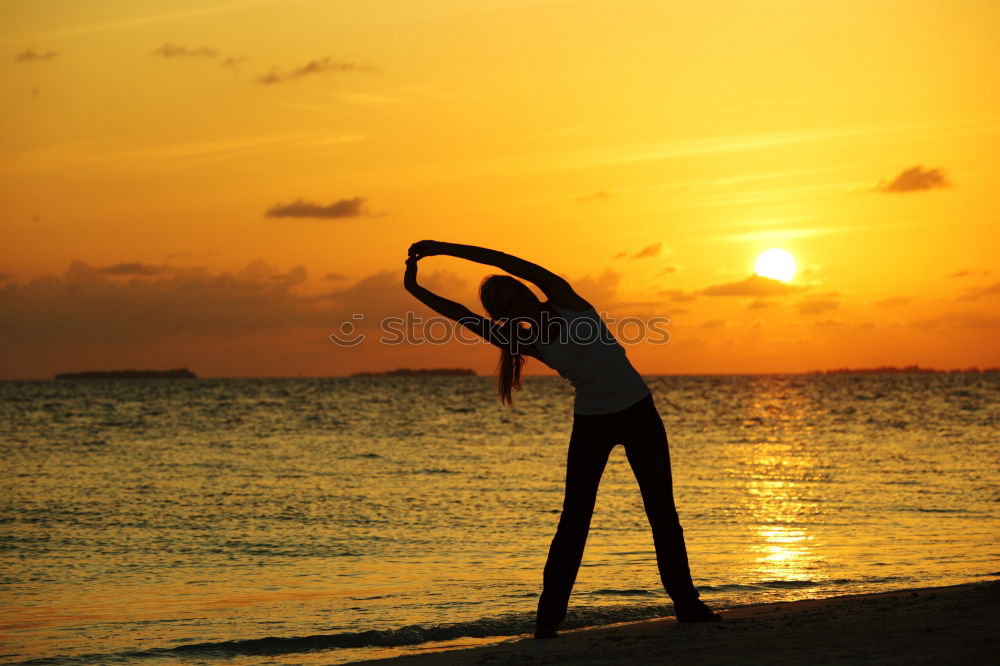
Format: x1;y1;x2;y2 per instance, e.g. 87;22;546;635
660;288;697;302
659;264;679;275
874;165;951;193
948;269;990;278
568;268;622;309
324;272;348;280
700;275;807;297
796;293;840;315
15;48;58;62
700;319;726;329
0;273;13;282
0;259;465;347
265;197;367;219
913;311;1000;330
257;57;375;85
99;262;170;276
0;259;318;347
957;281;1000;301
220;55;249;69
617;242;668;260
153;43;218;58
874;295;912;308
0;259;480;377
633;242;663;259
748;299;770;309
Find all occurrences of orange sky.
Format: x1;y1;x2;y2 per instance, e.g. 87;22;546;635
2;0;998;379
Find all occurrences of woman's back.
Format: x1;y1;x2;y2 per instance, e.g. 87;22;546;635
534;303;650;415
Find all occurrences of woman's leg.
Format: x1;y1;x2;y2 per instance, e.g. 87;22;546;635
619;395;702;603
535;415;615;631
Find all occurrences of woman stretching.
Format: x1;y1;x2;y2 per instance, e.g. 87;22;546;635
403;241;720;638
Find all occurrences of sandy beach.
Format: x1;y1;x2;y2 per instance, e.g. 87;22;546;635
348;581;999;665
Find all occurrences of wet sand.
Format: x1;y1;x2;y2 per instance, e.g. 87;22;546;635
349;581;999;665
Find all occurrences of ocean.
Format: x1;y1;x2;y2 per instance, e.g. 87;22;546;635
1;373;998;664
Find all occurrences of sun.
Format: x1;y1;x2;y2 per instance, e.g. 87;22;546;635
754;248;797;282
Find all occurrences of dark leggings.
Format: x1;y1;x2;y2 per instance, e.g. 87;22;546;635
536;392;699;628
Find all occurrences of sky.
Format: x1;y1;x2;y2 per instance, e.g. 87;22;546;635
1;0;998;379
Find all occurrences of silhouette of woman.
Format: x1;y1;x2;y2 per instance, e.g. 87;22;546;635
403;241;720;638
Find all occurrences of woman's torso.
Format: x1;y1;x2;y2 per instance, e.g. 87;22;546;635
527;302;650;415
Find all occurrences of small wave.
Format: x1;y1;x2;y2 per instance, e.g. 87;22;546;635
123;619;538;660
592;588;654;596
757;579;822;589
41;605;691;662
698;576;911;592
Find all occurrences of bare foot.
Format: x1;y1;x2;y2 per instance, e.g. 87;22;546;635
674;599;722;623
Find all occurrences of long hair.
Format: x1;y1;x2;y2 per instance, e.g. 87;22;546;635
479;275;530;406
495;338;525;407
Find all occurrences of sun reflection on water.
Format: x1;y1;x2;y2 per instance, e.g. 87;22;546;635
739;378;826;586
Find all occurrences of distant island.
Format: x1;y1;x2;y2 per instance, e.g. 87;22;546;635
809;365;998;375
55;368;198;380
350;368;476;377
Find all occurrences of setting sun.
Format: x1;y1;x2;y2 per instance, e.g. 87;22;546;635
754;249;797;283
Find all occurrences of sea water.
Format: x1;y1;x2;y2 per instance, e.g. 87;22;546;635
1;374;998;664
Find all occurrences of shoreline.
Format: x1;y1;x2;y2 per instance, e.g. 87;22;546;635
347;581;999;665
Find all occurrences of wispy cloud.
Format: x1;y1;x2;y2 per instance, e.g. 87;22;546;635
707;225;873;243
100;262;170;276
948;269;990;278
633;242;663;259
340;92;400;105
874;165;951;193
796;293;840;315
15;48;58;62
957;281;1000;301
0;132;310;174
220;55;249;69
660;289;697;302
615;242;667;260
874;295;912;308
914;311;1000;330
576;190;611;203
257;57;375;85
153;43;218;58
0;0;286;45
265;197;368;219
700;275;807;297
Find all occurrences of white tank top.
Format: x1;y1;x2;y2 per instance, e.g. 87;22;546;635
534;304;651;415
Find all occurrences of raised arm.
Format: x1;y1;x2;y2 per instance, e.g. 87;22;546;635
408;241;591;311
403;256;514;350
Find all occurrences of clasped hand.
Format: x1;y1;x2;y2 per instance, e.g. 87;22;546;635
405;240;446;287
407;240;446;260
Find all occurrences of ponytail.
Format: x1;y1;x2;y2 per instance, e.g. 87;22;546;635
479;274;530;406
496;346;525;406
